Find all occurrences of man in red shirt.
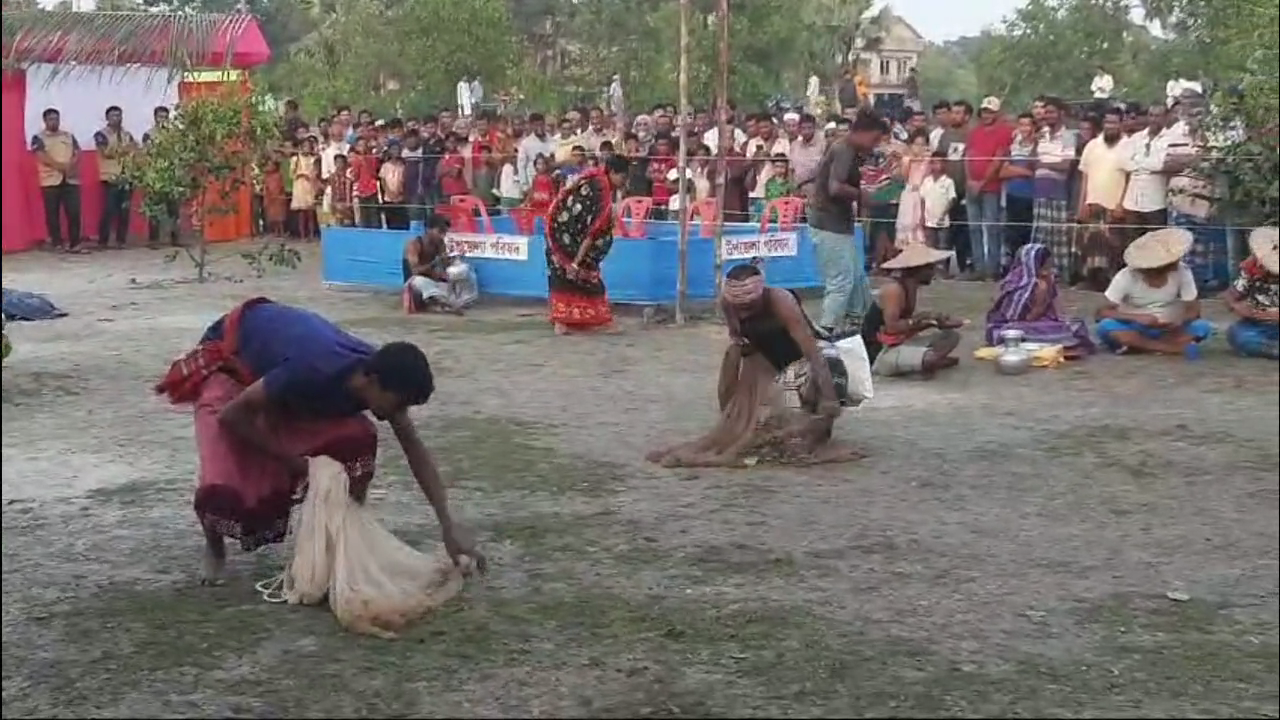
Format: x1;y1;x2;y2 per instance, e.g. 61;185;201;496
646;133;676;219
963;96;1014;279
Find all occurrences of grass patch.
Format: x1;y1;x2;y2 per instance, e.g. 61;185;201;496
16;579;1277;718
83;475;188;508
428;416;625;498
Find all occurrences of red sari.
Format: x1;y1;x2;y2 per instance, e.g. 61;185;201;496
545;168;616;329
155;298;377;551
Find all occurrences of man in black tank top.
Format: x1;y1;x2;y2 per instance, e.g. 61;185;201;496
863;244;964;377
720;263;844;436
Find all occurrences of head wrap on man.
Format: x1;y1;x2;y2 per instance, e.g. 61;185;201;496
722;272;765;307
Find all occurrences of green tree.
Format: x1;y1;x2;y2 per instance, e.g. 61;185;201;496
973;0;1164;109
259;0;515;117
915;41;980;110
122;89;299;281
1144;0;1279;225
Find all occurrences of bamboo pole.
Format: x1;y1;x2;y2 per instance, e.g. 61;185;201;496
712;0;730;301
674;0;692;325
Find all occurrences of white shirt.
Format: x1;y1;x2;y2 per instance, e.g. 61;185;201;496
609;80;624;115
919;174;956;228
928;126;945;152
1121;129;1169;213
1104;264;1198;322
516;134;556;188
806;75;821;101
456;80;473;117
319;141;349;179
498;162;523;199
703;126;747;153
1090;72;1114;99
745;136;790;197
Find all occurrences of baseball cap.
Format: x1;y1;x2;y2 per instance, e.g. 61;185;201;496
980;96;1002;112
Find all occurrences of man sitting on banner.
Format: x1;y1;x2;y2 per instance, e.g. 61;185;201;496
402;215;477;314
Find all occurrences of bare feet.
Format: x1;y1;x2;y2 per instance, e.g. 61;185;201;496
199;523;226;586
200;549;226;586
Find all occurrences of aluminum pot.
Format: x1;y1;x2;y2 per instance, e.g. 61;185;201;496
445;261;473;283
995;328;1032;375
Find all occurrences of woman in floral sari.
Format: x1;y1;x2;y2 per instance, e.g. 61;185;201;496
984;243;1095;353
545;155;630;334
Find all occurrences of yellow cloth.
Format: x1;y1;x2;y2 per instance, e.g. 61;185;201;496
972;344;1066;368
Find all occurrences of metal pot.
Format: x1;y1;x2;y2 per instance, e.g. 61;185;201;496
445;261;473;283
995;328;1033;375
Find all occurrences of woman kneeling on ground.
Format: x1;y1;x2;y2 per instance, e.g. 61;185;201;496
984;243;1095;354
155;298;484;585
1095;227;1212;357
1223;226;1279;359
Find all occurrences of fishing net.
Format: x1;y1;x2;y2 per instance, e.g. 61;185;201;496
646;346;865;468
282;456;470;638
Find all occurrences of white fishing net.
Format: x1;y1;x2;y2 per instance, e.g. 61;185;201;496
280;456;470;638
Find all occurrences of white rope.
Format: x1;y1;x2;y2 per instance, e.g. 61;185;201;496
252;487;386;605
255;572;288;603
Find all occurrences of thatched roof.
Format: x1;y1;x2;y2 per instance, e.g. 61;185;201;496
1;11;270;71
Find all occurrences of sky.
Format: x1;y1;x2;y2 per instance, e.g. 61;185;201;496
892;0;1027;41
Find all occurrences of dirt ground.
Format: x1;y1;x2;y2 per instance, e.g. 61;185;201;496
2;243;1277;719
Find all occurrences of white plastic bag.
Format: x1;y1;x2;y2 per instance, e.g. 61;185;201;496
834;335;875;403
283;457;469;638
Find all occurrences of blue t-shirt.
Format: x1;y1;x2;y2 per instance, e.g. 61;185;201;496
203;302;374;418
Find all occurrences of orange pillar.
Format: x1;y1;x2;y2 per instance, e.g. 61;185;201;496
178;70;253;243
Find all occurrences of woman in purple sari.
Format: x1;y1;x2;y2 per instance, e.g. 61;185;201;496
984;243;1095;352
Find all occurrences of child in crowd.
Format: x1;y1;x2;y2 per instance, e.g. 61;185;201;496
919;150;957;274
327;154;355;227
471;144;498;210
263;156;288;237
526;153;556;214
497;151;523;209
290;136;320;240
437;132;469;200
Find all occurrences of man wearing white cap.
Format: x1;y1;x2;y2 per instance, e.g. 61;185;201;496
1223;226;1280;359
1094;228;1213;357
965;96;1014;279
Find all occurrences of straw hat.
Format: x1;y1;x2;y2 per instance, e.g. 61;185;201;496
881;244;954;270
1248;226;1280;274
1123;227;1193;270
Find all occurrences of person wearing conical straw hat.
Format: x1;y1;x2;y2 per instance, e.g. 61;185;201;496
1222;226;1280;359
862;244;965;377
1094;227;1214;358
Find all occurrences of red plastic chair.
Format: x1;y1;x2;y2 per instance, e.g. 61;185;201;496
617;196;653;238
436;204;476;233
758;197;805;232
449;194;495;233
507;205;539;235
686;198;720;237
